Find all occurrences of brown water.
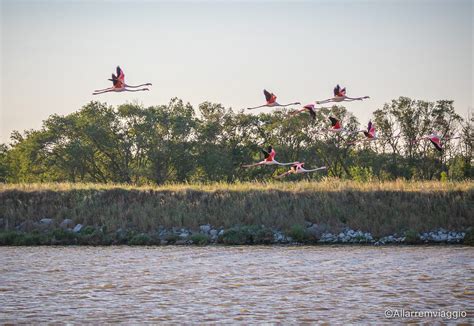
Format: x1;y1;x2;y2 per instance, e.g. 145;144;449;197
1;246;473;324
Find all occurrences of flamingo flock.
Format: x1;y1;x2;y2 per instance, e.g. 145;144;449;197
91;67;460;178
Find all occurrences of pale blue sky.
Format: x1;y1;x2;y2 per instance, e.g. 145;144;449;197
1;0;472;143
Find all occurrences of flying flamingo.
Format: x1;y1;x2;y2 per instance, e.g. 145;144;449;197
289;104;329;120
411;132;460;152
410;132;445;151
247;90;300;110
316;84;369;104
328;116;346;133
347;121;377;145
241;146;299;168
275;162;327;178
93;66;152;95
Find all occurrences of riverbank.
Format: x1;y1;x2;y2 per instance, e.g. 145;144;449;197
1;180;473;246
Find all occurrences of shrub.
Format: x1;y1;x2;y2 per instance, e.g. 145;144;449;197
128;233;151;245
251;226;274;244
404;229;421;244
51;228;77;245
78;229;110;245
114;229;133;244
164;233;180;244
288;225;311;243
16;233;48;246
190;233;210;245
0;231;21;245
220;225;273;245
440;171;448;182
80;226;96;235
221;227;249;245
463;229;474;246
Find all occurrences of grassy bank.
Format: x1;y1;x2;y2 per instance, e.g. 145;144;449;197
0;180;472;239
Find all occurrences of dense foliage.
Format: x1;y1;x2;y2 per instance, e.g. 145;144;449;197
0;97;472;184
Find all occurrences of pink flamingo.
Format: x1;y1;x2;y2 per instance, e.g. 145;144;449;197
328;116;347;133
411;132;459;152
316;84;369;104
93;66;152;95
242;146;299;168
247;90;300;110
275;162;327;178
347;121;378;144
289;104;329;120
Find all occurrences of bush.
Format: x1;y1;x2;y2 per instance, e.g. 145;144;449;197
51;228;77;245
251;226;274;244
288;225;311;243
190;233;210;245
0;231;50;246
0;231;21;245
114;229;133;245
221;227;249;245
164;233;180;244
440;171;448;182
80;226;96;235
16;233;48;246
350;166;374;182
78;229;110;245
220;225;273;245
404;229;421;244
463;229;474;246
128;233;151;245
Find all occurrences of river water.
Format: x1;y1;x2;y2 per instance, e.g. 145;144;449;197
0;246;472;324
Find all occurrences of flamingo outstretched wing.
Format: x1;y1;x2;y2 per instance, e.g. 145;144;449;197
363;121;374;137
263;89;272;101
429;137;442;151
263;89;277;104
329;117;341;129
108;73;118;86
261;146;274;159
117;66;125;83
304;104;316;120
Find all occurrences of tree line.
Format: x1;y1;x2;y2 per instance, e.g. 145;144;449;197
0;97;472;184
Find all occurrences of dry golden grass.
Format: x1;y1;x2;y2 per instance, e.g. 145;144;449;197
1;178;472;193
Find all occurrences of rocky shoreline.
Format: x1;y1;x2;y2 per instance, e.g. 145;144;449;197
1;218;472;246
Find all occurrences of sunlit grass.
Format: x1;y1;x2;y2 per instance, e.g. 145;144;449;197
1;179;472;237
0;178;472;193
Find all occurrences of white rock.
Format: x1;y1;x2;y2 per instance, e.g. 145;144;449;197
60;219;74;229
73;224;83;233
200;224;211;233
209;229;218;237
40;218;53;225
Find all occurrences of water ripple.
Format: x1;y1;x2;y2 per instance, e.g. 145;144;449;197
0;246;472;324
